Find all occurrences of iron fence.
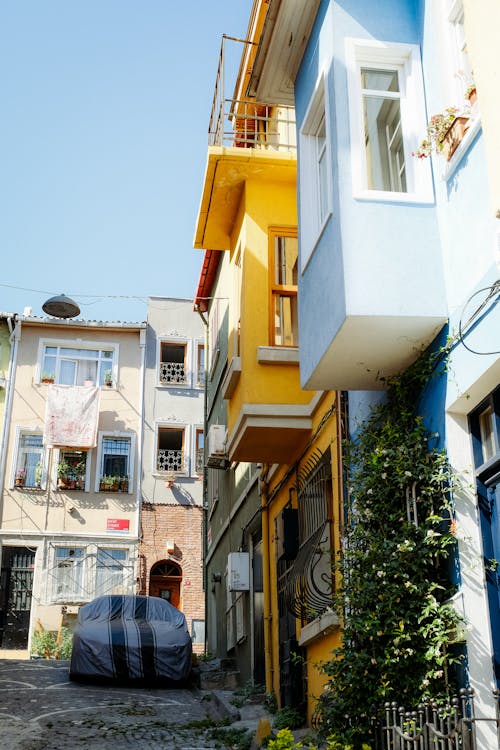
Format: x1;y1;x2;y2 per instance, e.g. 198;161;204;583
373;689;500;750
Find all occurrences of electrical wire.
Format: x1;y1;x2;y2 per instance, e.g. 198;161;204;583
458;279;500;356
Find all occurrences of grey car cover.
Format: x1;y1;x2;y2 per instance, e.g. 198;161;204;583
70;595;192;681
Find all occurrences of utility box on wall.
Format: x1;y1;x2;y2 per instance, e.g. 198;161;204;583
227;552;250;591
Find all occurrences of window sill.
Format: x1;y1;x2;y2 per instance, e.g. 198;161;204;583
353;188;434;205
257;346;299;365
442;116;481;181
298;609;340;647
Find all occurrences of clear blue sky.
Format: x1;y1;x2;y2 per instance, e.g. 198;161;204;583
0;1;252;321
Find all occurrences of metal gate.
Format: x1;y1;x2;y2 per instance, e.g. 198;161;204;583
0;546;36;649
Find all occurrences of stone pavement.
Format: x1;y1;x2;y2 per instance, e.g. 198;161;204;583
0;659;271;750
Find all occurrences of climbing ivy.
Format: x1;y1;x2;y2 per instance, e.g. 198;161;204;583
316;350;464;748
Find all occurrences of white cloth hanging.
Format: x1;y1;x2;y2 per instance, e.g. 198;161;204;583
43;384;100;448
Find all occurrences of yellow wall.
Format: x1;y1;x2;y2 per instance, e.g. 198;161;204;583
227;176;314;435
265;391;343;719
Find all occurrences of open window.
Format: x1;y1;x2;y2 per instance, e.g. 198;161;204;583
159;341;187;385
269;228;298;346
346;38;432;203
56;449;89;491
156;426;185;474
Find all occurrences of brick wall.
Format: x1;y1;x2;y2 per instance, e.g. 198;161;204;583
138;503;205;653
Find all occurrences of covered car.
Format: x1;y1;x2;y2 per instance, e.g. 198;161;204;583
70;594;192;682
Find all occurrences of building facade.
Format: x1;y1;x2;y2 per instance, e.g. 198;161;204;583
0;314;145;655
249;0;500;743
194;2;343;715
137;297;205;651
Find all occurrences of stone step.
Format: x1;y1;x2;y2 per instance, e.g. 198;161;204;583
198;669;240;690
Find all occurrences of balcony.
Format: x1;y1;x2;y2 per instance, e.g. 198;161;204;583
194;35;297;252
156;449;184;473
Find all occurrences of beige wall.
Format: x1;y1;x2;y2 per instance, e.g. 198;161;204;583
0;319;144;641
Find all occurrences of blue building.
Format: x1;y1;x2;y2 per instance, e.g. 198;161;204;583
249;0;500;743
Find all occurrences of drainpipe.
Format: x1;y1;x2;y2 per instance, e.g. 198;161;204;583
259;464;274;693
0;315;20;511
195;304;209;652
135;327;147;588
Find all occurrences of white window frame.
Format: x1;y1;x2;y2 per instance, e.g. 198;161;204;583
156;336;190;388
36;338;119;388
95;547;130;597
194;339;205;388
10;426;47;490
51;546;87;602
94;431;135;493
53;447;92;492
193;425;204;477
447;0;473;103
346;38;433;204
154;422;189;477
299;72;333;272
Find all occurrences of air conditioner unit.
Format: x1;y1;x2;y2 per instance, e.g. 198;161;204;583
227;552;250;591
206;424;229;469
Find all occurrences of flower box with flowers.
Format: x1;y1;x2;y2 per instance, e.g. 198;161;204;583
414;106;471;161
15;469;26;487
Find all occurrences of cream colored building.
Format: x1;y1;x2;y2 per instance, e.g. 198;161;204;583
0;314;145;655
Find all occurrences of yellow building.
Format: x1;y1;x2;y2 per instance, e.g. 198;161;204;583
194;0;343;719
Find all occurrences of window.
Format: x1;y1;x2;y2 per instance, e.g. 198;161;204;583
57;449;89;491
447;0;473;102
346;39;432;203
269;228;298;346
159;341;187;385
53;547;85;601
14;432;45;489
157;427;185;473
195;428;204;475
361;68;406;192
95;432;135;492
95;548;129;596
209;298;227;373
208;469;219;517
196;342;205;387
191;619;205;644
299;76;332;269
40;341;116;387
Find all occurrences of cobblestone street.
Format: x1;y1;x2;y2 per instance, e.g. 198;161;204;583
0;659;249;750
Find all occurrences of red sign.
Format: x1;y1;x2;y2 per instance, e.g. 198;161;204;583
107;518;130;532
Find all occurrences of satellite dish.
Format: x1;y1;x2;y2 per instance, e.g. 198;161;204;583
42;294;81;319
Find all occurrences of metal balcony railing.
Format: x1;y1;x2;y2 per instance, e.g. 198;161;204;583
208;35;296;153
157;449;184;473
159;361;186;385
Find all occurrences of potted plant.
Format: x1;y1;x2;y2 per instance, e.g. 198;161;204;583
119;476;129;492
41;372;55;384
104;370;113;387
101;475;116;491
414;106;470;161
15;469;26;487
57;460;73;489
